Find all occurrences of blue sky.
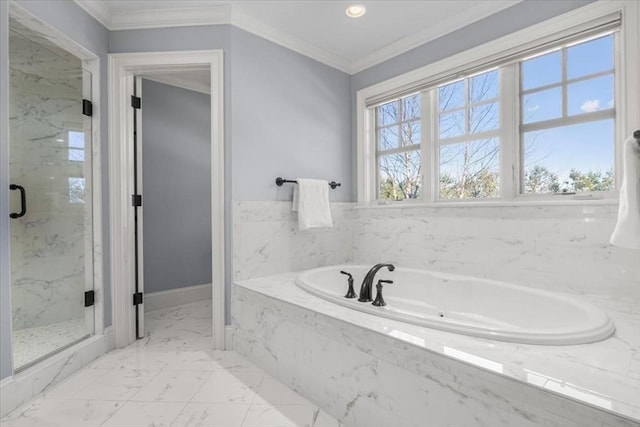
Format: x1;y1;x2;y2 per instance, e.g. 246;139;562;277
521;34;615;184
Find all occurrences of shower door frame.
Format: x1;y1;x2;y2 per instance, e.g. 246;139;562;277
4;2;105;372
108;50;226;350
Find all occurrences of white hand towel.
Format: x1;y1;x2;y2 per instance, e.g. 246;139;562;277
610;135;640;249
292;179;333;231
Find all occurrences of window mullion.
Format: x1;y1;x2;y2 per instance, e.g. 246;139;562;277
421;91;432;202
562;47;568;118
500;65;518;199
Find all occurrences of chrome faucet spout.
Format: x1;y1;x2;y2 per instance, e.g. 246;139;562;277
358;263;395;302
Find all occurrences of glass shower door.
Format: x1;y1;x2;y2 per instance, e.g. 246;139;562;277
8;18;94;371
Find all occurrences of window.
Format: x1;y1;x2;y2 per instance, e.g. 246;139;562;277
363;10;632;205
376;94;421;200
520;34;615;194
436;70;501;199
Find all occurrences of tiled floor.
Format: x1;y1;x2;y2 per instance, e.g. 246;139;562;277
1;301;340;427
12;318;88;369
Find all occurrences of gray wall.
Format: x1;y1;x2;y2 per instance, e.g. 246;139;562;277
229;26;352;202
141;79;212;293
0;0;109;380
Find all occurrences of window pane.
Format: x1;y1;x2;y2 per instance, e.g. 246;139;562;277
470;102;499;133
68;177;85;204
378;126;398;150
522;50;561;90
402;94;420;121
469;70;499;103
69;148;84;162
567;74;614;116
439;138;500;199
522;119;614;194
377;100;398;127
522;87;562;124
567;34;613;79
438;80;464;111
401;121;420;146
68;131;85;148
379;151;422;200
439;110;465;139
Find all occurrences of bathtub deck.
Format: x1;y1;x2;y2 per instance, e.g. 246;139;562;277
234;272;639;424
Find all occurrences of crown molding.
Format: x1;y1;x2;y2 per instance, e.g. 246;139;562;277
73;0;112;29
230;10;352;74
351;0;521;74
74;0;521;75
110;5;231;31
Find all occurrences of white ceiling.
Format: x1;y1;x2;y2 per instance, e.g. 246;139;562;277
75;0;521;74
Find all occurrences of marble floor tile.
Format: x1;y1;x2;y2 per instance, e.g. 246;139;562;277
170;402;250;427
130;369;211;402
1;300;339;427
0;398;123;427
101;401;186;427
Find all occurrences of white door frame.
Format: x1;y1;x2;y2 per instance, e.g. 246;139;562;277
108;50;225;349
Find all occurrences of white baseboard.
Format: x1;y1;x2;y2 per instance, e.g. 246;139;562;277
144;283;212;312
0;328;113;418
225;325;234;350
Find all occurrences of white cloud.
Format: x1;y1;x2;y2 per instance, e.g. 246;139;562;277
607;99;614;108
527;105;540;112
580;99;600;113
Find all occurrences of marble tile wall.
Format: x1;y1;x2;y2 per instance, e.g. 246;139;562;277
9;20;89;330
232;201;354;281
351;203;639;301
233;200;637;302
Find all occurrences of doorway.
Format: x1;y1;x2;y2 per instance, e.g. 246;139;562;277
135;72;213;339
108;51;226;350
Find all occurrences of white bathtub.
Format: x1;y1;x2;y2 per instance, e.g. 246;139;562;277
295;265;615;345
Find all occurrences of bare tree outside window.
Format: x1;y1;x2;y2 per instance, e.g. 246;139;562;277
437;70;500;199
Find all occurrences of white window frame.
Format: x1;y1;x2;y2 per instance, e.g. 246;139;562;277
356;0;639;206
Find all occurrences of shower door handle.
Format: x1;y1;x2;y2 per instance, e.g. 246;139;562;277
9;184;26;218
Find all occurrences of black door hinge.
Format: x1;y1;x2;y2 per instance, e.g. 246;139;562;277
82;99;93;117
85;290;95;307
131;95;141;109
133;292;143;306
132;194;142;207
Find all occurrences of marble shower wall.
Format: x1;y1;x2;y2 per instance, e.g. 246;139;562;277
232;201;353;280
351;204;639;300
9;19;89;330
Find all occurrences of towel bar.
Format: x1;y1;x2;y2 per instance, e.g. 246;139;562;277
275;177;341;190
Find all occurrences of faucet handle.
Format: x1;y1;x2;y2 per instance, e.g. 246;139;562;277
341;271;357;299
373;279;391;307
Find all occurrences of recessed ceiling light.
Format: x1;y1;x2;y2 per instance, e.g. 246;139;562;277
345;4;366;18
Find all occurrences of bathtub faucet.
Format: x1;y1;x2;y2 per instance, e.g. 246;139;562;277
358;263;395;302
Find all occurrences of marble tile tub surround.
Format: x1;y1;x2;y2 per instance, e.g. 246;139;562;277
233;201;353;280
233;275;640;426
352;203;639;300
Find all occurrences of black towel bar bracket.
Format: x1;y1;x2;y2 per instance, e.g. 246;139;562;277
275;177;341;190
